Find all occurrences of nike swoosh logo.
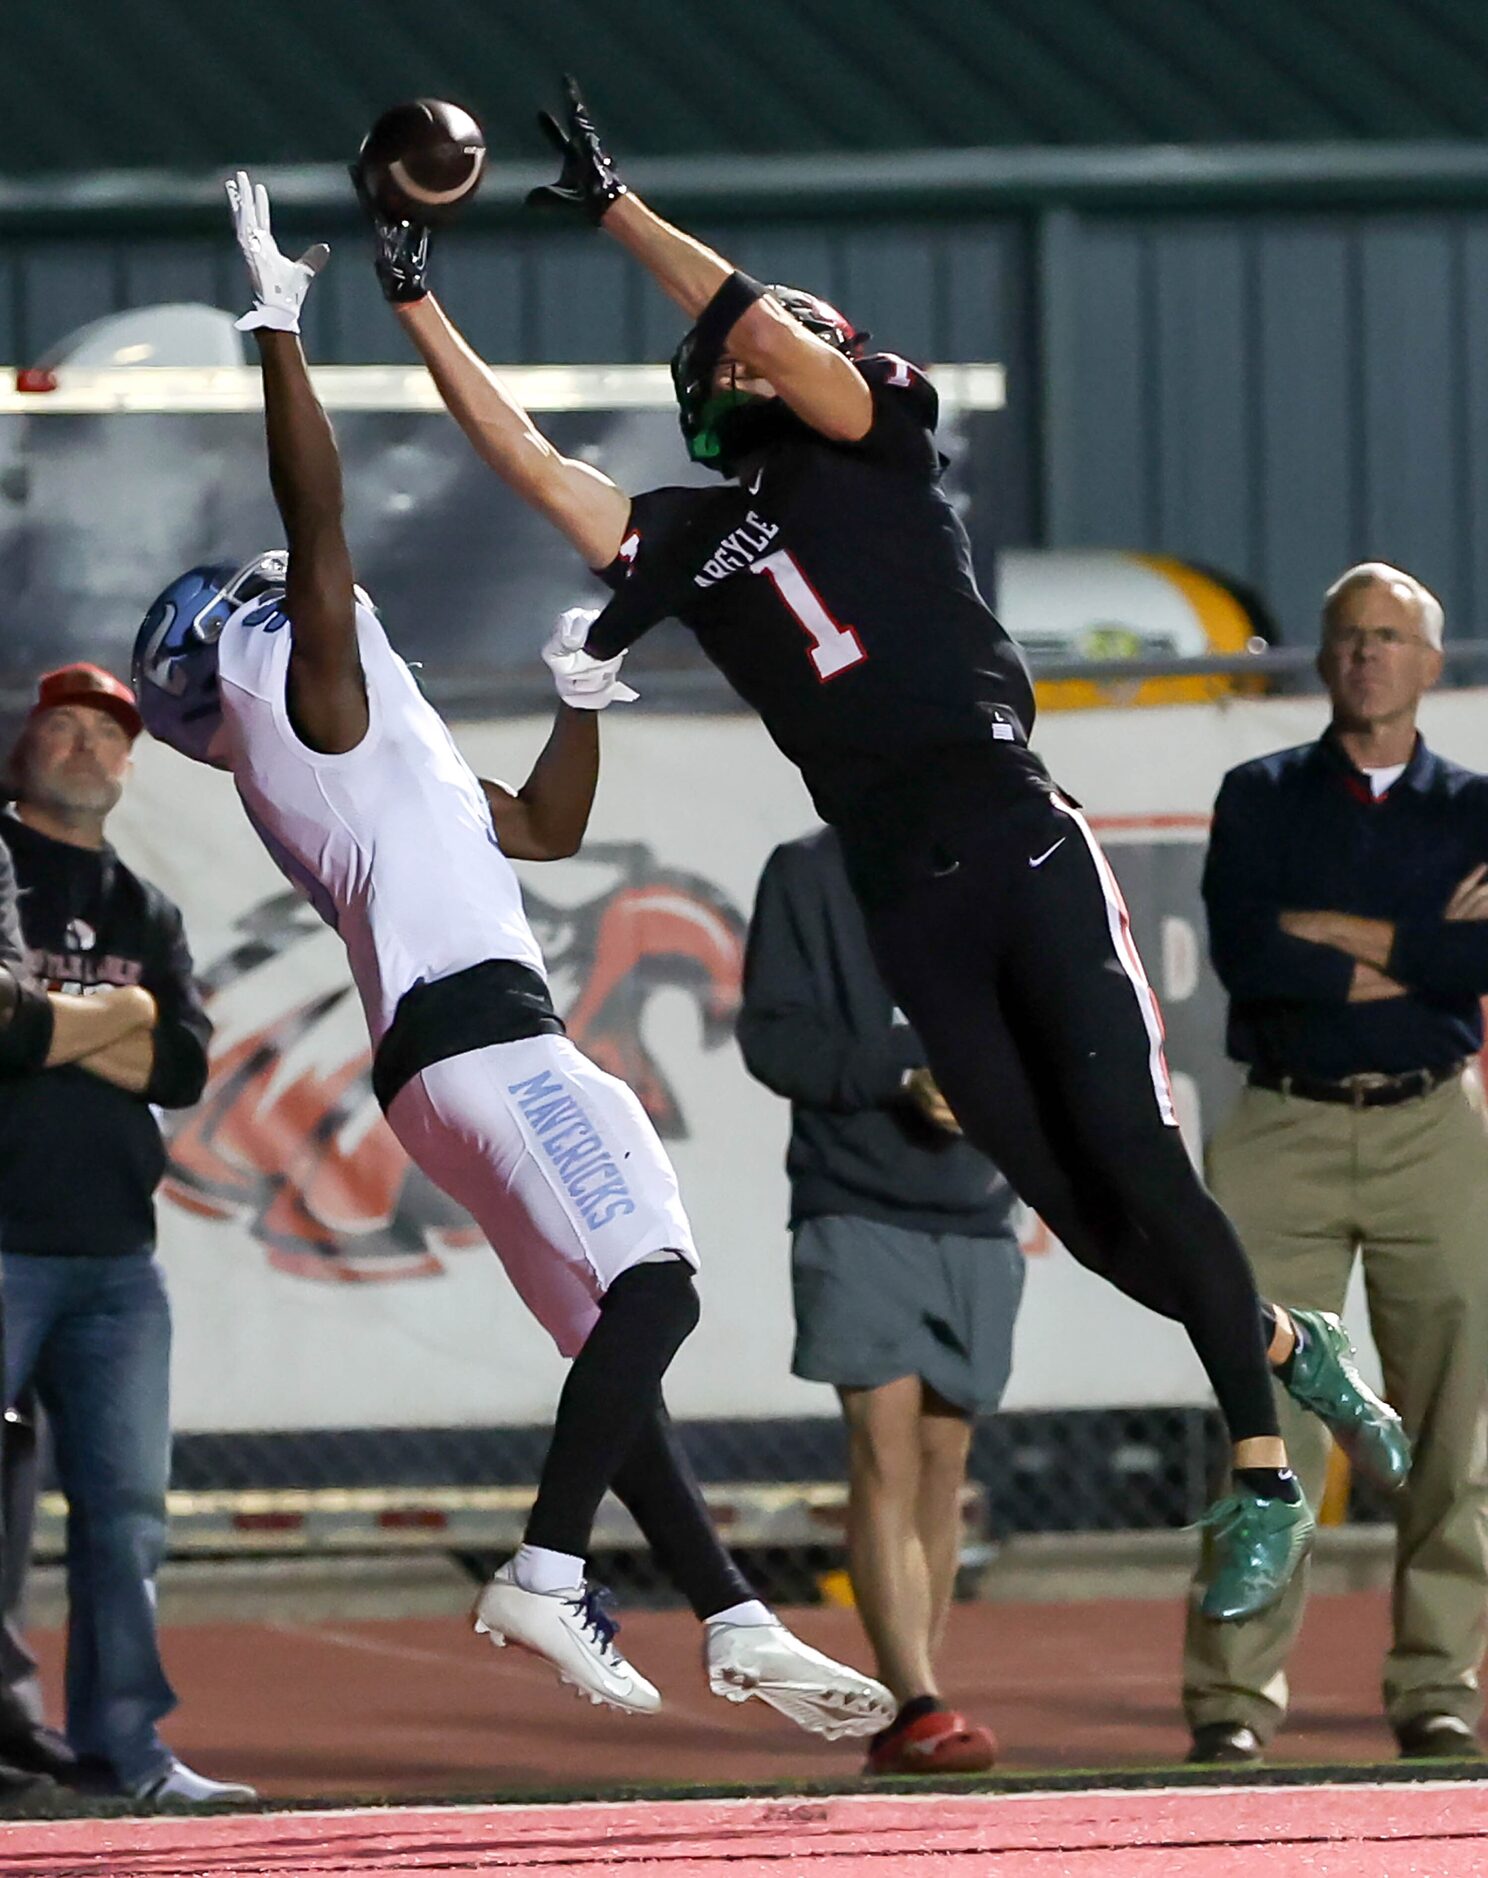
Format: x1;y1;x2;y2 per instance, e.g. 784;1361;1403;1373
748;469;764;494
1029;839;1066;868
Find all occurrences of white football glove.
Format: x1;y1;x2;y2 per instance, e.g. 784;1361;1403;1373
226;169;329;334
542;607;638;710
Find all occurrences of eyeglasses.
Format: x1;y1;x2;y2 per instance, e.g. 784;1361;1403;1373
1323;626;1431;652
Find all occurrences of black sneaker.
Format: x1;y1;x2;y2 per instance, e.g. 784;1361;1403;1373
0;1711;76;1782
1187;1721;1263;1765
0;1760;56;1808
1396;1714;1484;1760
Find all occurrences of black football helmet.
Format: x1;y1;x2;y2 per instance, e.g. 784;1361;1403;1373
671;285;866;475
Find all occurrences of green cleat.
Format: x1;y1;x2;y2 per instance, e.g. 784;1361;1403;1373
1280;1308;1412;1493
1198;1487;1315;1623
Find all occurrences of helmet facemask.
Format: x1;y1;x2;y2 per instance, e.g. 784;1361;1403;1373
132;552;289;768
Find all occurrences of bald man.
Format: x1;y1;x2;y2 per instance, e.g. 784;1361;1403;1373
1182;562;1488;1764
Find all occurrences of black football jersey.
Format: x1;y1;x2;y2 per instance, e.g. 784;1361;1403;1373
588;355;1043;841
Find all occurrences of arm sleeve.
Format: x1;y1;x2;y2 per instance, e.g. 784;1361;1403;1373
0;841;53;1071
141;897;213;1109
1387;800;1488;996
1386;918;1488;999
0;970;54;1073
851;354;940;466
736;845;924;1111
1203;771;1356;1005
0;841;25;973
586;486;713;659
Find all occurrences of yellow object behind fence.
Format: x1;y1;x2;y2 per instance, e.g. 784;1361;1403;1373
1319;1444;1353;1525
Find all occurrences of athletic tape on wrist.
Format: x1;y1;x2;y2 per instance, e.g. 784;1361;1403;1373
691;272;769;373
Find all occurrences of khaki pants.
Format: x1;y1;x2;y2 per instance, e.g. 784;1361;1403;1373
1183;1075;1488;1741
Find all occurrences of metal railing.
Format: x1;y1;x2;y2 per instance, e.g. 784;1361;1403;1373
368;639;1488;717
10;141;1488;228
1020;639;1488;685
6;640;1488;720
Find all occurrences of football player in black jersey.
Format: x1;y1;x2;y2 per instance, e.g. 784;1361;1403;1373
355;79;1410;1735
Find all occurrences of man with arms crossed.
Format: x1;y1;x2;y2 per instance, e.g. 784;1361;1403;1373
0;664;247;1804
1184;564;1488;1765
131;173;891;1737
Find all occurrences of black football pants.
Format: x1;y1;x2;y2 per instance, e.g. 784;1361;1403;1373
861;789;1280;1447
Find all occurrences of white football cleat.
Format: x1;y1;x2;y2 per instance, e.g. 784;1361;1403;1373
704;1619;895;1739
133;1759;258;1806
473;1564;660;1716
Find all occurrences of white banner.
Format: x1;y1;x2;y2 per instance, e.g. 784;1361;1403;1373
111;690;1488;1429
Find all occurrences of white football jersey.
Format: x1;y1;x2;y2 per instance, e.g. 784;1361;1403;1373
216;588;546;1043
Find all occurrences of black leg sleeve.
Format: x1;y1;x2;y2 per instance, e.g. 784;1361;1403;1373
610;1402;754;1620
524;1260;701;1558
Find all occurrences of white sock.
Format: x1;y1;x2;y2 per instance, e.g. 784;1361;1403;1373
706;1598;774;1629
509;1543;585;1595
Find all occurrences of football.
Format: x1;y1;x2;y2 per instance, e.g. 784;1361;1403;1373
356;99;486;226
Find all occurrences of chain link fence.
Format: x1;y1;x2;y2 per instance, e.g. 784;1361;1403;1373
23;1408;1391;1608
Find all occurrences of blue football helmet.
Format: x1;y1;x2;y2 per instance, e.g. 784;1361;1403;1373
132;552;287;767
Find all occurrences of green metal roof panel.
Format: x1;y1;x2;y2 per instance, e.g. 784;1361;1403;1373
5;0;1488;176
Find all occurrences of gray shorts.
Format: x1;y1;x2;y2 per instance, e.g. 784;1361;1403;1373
790;1213;1025;1415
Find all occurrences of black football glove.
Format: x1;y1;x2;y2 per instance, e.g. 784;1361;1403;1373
349;160;433;305
526;75;627;226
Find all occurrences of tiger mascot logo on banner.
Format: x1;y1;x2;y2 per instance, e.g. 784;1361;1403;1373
161;844;745;1282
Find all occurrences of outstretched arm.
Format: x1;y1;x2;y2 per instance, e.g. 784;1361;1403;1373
603;199;871;444
228;171;366;755
349;149;631;569
395;297;631;568
526;78;870;444
255;330;366;753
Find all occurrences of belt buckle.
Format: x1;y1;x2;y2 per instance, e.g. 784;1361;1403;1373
1342;1071;1391;1110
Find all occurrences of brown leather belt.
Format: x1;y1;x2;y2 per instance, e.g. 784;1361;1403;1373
1248;1062;1465;1109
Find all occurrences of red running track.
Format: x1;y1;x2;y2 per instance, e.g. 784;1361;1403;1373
24;1591;1416;1796
1;1785;1485;1877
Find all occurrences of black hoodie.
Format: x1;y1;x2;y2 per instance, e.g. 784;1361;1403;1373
738;827;1014;1237
0;813;210;1257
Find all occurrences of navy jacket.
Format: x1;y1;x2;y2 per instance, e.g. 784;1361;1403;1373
1205;731;1488;1080
737;827;1015;1235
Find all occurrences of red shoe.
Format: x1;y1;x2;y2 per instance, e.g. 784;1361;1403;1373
864;1706;998;1774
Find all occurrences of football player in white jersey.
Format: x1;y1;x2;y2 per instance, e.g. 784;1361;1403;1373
129;173;892;1743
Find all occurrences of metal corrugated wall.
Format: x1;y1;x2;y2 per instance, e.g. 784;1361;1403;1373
1041;209;1488;639
0;215;1041;550
7;204;1488;639
10;0;1488;173
0;219;1030;360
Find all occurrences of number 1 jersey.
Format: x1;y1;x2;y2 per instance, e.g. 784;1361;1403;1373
587;353;1044;845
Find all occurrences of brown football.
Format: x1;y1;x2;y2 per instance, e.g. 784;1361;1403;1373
356;99;486;226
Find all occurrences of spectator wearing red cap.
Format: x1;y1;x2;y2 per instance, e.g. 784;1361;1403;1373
0;796;83;1804
0;665;252;1805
